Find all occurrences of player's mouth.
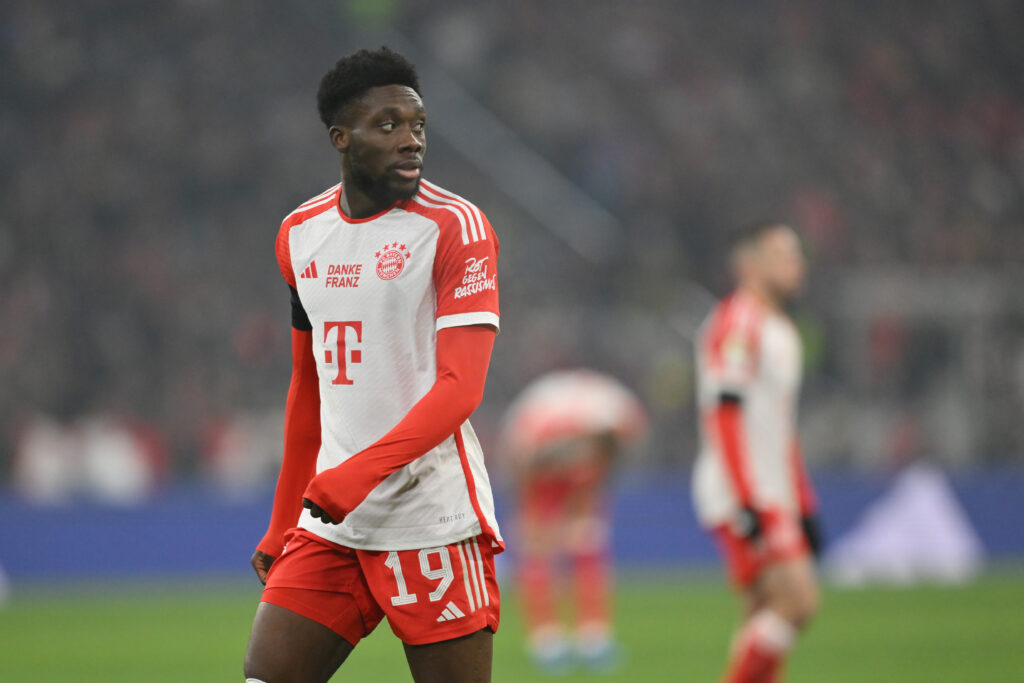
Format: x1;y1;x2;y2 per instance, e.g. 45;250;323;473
392;159;422;181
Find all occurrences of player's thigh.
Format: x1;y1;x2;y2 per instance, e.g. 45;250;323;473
244;601;353;683
404;627;493;683
757;555;820;625
519;473;573;553
564;459;611;518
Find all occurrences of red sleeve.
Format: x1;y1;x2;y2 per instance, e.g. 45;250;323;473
303;325;495;522
432;210;500;332
256;327;321;557
790;438;818;516
713;400;755;508
276;219;297;288
706;302;760;395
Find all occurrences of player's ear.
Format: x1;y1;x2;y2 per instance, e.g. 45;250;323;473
329;125;350;153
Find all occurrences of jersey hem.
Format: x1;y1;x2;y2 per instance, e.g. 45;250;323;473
299;519;489;552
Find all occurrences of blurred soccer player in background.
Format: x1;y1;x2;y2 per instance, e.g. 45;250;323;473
499;370;647;674
243;47;504;683
692;223;822;683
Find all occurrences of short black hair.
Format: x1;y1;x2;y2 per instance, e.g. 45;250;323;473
316;46;420;128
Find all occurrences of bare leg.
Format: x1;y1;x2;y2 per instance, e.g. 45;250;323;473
244;602;354;683
755;556;820;628
404;628;493;683
563;466;618;669
724;557;820;682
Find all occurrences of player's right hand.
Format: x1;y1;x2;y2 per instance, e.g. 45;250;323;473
303;496;341;525
735;506;763;541
251;550;276;585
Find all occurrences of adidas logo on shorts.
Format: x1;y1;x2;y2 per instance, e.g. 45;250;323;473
436;601;466;622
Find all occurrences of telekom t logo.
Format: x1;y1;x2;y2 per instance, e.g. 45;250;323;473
323;321;362;385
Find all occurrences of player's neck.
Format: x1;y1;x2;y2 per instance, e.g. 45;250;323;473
737;283;782;313
338;185;392;220
337;165;403;220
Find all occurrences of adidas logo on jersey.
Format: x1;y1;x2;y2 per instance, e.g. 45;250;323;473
436;601;466;622
300;261;319;279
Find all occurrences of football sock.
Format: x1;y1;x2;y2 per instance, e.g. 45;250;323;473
571;549;610;626
723;609;795;683
520;556;557;631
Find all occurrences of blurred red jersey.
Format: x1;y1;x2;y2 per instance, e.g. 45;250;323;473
693;292;815;527
499;369;648;469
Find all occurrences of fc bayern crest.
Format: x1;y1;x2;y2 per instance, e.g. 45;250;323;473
375;242;411;280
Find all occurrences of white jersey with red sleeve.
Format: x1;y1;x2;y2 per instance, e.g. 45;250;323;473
692;292;810;527
499;369;648;468
276;179;502;551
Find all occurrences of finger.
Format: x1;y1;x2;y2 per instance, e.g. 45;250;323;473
302;498;340;525
251;558;267;584
316;507;337;525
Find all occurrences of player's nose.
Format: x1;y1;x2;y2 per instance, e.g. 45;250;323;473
397;128;423;154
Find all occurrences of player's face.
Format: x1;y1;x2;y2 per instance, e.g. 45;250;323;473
336;85;426;204
757;226;806;303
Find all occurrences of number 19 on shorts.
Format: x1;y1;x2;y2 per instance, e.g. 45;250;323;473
382;540;491;613
384;548;453;606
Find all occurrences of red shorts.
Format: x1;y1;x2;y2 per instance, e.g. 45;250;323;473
521;460;609;517
262;528;500;646
712;509;809;589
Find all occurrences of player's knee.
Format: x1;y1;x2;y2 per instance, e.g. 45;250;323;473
243;645;278;683
790;581;820;627
243;661;287;683
565;516;609;555
768;581;819;628
242;654;265;682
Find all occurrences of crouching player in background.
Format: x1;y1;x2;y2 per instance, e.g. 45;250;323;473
693;223;823;682
499;370;647;674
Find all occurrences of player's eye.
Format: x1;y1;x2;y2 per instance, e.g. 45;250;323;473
413;120;426;133
379;121;396;132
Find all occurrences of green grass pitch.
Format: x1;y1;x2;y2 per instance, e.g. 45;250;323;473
0;572;1021;682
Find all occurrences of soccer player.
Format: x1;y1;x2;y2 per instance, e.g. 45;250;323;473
498;369;647;673
692;223;822;683
243;48;503;683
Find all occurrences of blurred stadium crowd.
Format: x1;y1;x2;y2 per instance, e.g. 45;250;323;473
2;0;1023;500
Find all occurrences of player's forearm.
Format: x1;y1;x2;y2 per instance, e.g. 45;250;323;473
257;328;321;556
791;439;818;516
713;398;756;507
304;325;495;521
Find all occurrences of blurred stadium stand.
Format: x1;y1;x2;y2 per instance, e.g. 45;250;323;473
2;1;1023;571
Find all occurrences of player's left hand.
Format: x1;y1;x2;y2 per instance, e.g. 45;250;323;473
303;497;341;525
801;514;824;558
735;506;763;542
250;550;275;585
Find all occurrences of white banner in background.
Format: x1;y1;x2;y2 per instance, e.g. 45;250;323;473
824;463;985;586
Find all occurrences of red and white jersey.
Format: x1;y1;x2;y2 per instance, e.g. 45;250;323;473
277;180;501;551
693;292;804;526
499;369;648;468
